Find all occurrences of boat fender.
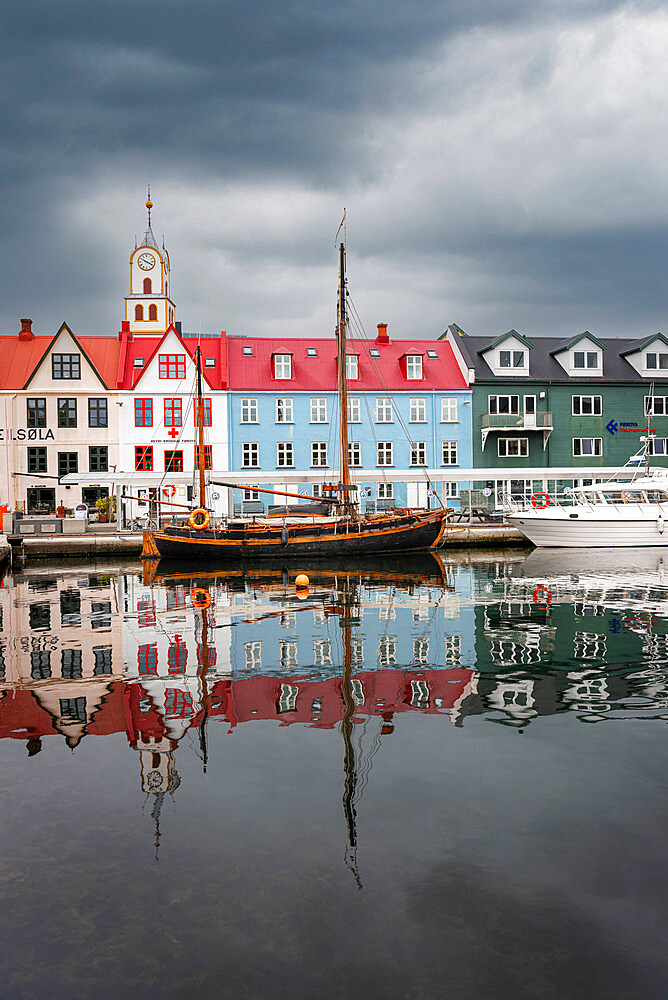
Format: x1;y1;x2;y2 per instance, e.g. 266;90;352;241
189;508;210;530
658;515;665;535
191;587;211;610
281;527;289;546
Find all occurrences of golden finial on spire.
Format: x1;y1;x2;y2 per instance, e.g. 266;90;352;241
146;186;153;225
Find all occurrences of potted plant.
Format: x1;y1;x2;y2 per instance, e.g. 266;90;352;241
13;502;25;522
95;496;110;523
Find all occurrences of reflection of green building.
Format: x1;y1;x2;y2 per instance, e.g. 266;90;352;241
442;326;668;501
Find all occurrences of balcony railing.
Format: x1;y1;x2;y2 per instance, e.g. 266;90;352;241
481;412;553;430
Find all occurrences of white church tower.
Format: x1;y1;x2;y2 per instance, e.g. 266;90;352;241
125;190;176;335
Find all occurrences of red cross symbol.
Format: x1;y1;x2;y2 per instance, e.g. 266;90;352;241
168;426;179;438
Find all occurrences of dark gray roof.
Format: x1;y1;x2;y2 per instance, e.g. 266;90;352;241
455;334;667;382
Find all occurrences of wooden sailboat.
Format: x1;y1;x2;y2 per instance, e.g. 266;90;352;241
142;243;449;561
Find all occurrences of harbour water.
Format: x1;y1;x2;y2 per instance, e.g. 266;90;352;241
1;549;667;998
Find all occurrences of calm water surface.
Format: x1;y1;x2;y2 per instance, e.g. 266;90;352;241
1;548;667;999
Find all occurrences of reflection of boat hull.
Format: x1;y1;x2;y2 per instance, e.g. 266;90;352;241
144;510;448;561
507;508;668;547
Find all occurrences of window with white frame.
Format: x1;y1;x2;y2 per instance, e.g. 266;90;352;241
276;397;293;423
410;679;430;706
444;481;459;498
348;442;362;467
279;641;298;670
240;397;258;423
498;438;528;457
242;442;259;467
378;482;393;499
444;635;461;663
311;442;328;466
310;397;327;423
489;395;520;415
406;355;423;379
243;489;259;501
645;396;668;415
376;397;393;422
313;639;332;666
572;395;602;416
499;350;525;368
278;683;299;712
277;442;294;467
378;635;397;665
573;437;602;457
650;438;668;455
347;397;361;422
410;441;426;466
442;441;458;465
274;354;291;379
377;441;393;465
441;398;458;422
346;355;359;379
409;398;426;422
244;641;262;670
413;638;429;664
573;351;600;369
646;351;668;370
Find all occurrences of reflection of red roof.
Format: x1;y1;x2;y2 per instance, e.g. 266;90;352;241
0;334;121;390
227;337;468;391
0;690;57;739
117;330;227;390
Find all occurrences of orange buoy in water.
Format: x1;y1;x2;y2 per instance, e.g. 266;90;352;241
296;588;309;600
295;573;309;589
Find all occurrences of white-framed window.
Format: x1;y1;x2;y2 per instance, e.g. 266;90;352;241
279;641;298;670
242;442;259;467
498;437;529;457
378;482;393;499
573;351;600;369
442;441;458;465
346;355;359;379
348;442;362;467
409;398;426;422
274;354;292;379
645;396;668;415
243;489;259;501
499;350;525;368
310;397;327;423
444;635;462;663
649;438;668;455
347;397;361;423
313;639;332;666
444;481;459;498
311;442;328;466
489;395;520;415
572;395;602;416
276;397;293;423
413;638;429;664
441;397;458;422
240;397;258;423
278;683;299;712
378;635;397;665
376;397;393;422
410;679;430;706
277;442;294;467
377;441;393;466
406;355;423;380
410;441;426;466
244;641;261;670
646;352;668;370
573;437;602;457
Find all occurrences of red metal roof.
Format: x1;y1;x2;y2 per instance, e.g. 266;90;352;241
117;330;227;390
0;334;121;390
227;336;468;391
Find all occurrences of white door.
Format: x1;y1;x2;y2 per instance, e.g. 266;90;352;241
524;395;536;427
407;482;428;509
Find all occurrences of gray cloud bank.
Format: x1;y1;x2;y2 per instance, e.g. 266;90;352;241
1;0;667;340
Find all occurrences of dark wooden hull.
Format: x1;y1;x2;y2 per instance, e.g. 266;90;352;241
143;511;448;561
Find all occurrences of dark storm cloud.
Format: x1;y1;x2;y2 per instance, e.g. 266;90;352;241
1;0;667;337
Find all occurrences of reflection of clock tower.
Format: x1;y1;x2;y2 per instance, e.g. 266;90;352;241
125;190;176;335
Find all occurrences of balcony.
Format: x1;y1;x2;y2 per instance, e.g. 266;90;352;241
481;411;553;450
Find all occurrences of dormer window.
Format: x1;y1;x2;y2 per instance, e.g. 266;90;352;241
406;355;423;380
500;350;525;368
273;354;292;379
346;355;359;379
242;346;253;357
574;351;600;369
646;351;668;370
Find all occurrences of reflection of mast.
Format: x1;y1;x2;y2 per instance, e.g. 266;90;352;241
339;586;363;890
196;592;212;774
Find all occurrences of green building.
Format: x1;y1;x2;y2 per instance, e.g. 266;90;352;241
441;326;668;504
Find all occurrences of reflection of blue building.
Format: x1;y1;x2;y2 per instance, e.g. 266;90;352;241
227;326;472;511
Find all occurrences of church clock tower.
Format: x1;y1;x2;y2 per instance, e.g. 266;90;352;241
125;190;176;335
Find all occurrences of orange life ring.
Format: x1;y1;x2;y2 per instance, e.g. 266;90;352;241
189;508;210;530
163;484;176;497
190;587;211;610
531;491;551;509
532;585;552;604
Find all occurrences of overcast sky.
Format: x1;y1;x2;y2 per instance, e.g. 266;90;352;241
2;0;668;341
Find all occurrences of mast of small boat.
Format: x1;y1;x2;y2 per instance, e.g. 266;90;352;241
336;242;354;517
196;346;207;510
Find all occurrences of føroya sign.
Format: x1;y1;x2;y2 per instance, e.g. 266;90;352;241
605;420;656;435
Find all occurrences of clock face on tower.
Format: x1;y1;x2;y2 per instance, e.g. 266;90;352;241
138;253;155;270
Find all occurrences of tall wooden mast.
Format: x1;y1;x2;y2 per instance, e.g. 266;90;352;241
196;346;207;509
336;242;352;506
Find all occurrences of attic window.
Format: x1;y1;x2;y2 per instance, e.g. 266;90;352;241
427;350;438;359
306;347;318;357
573;351;599;369
500;350;525;368
646;351;668;370
242;346;253;357
205;357;216;368
133;358;144;368
369;348;380;358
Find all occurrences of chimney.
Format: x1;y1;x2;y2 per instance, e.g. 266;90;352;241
19;318;33;341
376;322;389;344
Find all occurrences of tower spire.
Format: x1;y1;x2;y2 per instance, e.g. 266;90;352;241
146;186;153;227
